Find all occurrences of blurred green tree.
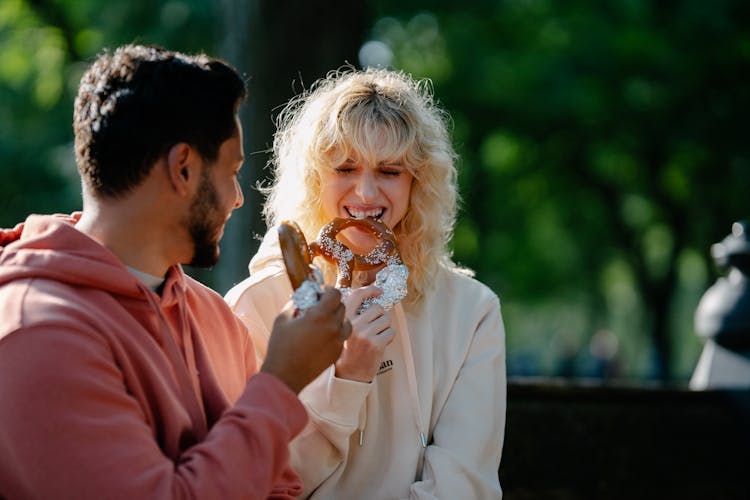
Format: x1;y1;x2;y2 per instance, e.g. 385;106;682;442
365;0;750;380
206;0;367;293
0;0;221;229
4;0;749;381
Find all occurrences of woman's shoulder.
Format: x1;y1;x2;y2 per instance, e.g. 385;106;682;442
434;264;500;305
224;265;291;313
409;265;501;325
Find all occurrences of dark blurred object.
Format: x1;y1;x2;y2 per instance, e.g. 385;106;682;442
500;378;750;500
691;221;750;389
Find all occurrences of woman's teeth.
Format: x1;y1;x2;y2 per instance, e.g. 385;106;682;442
346;208;384;219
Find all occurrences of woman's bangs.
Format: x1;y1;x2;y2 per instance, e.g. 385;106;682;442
344;108;414;166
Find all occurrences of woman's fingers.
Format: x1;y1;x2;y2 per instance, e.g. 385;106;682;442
334;303;395;382
357;303;385;322
342;285;383;317
373;326;395;347
350;306;389;335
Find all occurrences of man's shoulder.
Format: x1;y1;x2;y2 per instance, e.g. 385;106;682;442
183;273;282;348
182;273;225;301
0;277;103;338
182;274;246;325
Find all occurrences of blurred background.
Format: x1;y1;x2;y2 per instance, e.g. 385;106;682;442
2;0;748;384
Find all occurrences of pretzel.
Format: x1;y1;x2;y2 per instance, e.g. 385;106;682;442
278;217;401;289
310;217;401;287
277;220;315;290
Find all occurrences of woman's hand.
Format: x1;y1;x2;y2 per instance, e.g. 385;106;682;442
335;286;396;382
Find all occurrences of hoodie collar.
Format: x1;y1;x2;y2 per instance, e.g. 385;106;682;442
248;227;285;276
0;214;188;302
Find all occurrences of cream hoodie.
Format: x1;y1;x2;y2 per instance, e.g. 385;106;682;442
226;231;507;499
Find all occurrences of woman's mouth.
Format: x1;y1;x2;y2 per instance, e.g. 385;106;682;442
344;207;384;220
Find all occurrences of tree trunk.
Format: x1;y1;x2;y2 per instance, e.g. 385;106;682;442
203;0;368;294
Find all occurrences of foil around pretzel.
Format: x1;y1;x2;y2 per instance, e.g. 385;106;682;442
370;262;409;309
291;266;324;311
342;262;409;314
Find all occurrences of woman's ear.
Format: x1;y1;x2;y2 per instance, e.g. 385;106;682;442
166;143;198;197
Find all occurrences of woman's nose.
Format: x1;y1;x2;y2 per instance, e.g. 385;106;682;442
354;172;377;201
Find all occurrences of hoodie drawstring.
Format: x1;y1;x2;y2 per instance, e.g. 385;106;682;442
394;305;427;448
356;305;425;449
358;399;367;446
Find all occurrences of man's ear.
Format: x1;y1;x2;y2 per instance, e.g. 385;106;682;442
166;143;199;197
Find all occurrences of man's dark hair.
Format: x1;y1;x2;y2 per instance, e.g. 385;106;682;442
73;44;247;198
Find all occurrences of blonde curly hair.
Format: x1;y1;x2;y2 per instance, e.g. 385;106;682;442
262;67;463;305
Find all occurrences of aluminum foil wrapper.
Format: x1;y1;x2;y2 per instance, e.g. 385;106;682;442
291;266;324;311
341;263;409;313
369;263;409;310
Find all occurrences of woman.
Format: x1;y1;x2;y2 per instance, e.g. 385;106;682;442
225;68;506;499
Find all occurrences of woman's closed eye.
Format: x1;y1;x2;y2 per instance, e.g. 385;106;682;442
334;161;405;176
379;167;403;177
335;160;358;174
378;162;406;176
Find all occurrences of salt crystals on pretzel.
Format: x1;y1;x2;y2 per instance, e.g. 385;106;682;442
277;217;408;312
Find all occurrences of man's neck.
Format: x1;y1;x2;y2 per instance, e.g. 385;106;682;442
75;193;187;277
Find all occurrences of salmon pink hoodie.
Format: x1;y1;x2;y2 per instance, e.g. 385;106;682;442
0;214;307;499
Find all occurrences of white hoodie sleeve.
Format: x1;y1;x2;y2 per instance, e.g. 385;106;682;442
408;294;506;500
289;367;372;496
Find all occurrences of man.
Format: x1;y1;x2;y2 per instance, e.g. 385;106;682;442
0;44;350;499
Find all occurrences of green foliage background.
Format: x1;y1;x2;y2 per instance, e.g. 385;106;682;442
0;0;219;223
2;0;748;382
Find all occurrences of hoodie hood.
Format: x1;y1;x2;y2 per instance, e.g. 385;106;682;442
248;227;285;276
0;214;185;301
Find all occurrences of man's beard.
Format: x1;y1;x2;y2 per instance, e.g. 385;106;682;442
187;172;223;268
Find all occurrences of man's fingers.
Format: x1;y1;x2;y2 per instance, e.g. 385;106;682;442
317;286;343;309
341;319;353;341
304;286;344;320
279;300;296;316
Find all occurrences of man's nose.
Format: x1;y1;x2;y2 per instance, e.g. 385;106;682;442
234;180;244;209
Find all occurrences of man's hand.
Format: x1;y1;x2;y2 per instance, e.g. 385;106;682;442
261;287;351;393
